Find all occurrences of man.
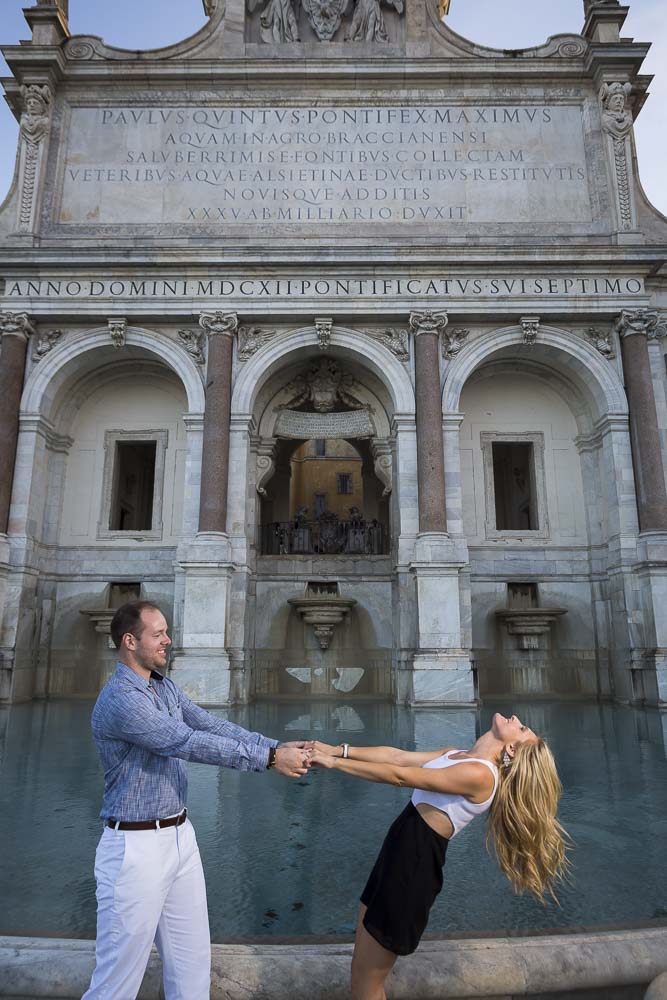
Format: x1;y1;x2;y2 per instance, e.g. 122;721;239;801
83;600;310;1000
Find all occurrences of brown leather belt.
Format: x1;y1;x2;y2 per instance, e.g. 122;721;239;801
107;809;187;831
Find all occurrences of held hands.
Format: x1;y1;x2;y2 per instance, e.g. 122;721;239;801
306;740;342;756
273;746;311;778
308;749;337;769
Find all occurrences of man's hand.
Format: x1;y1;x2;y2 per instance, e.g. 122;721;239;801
277;740;309;749
273;746;311;778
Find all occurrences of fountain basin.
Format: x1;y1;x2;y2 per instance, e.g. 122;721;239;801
287;595;357;649
495;607;567;650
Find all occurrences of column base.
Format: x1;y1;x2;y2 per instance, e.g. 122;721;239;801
169;649;232;706
410;652;477;706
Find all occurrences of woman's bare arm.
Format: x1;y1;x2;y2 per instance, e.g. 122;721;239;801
309;751;495;800
307;740;451;767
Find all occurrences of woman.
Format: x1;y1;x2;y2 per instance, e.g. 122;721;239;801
308;712;569;1000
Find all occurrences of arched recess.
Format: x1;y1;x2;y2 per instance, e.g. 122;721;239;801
21;326;205;420
442;325;627;422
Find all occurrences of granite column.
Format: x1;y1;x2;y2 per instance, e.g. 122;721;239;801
615;309;667;531
410;310;448;532
198;311;238;534
0;313;33;533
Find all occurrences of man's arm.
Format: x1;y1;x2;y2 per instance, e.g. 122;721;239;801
103;686;307;777
179;689;277;750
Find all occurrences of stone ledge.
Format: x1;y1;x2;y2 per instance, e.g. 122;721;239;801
1;926;667;999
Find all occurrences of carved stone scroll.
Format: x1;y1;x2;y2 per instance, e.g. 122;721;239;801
274;409;374;439
371;439;393;496
199;311;239;338
256;440;277;495
17;84;52;234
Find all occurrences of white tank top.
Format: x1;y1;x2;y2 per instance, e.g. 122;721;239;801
411;750;498;838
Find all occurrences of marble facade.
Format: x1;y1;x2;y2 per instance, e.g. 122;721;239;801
0;0;666;707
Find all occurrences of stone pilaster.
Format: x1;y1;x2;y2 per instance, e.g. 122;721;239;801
15;83;53;235
410;310;448;533
197;311;237;534
0;313;34;533
615;309;667;532
598;81;637;236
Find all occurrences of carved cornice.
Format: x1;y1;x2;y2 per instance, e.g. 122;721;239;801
199;311;238;338
409;311;448;336
614;309;666;341
0;312;36;344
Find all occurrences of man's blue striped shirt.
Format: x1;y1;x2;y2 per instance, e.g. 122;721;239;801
91;662;277;821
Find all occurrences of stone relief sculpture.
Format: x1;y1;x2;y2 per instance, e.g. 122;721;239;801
248;0;300;43
32;329;62;362
281;358;365;412
178;328;205;365
302;0;348;41
599;81;634;231
441;327;469;360
520;316;540;346
346;0;404;42
108;318;127;349
585;327;616;359
18;84;52;232
237;325;276;361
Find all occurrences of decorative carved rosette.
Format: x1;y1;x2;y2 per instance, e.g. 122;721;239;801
178;329;205;365
108;318;127;349
198;311;239;338
520;316;540;345
441;327;470;361
33;329;63;362
0;311;36;344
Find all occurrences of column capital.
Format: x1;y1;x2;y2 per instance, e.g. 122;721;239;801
614;309;666;340
0;312;35;344
198;311;238;338
409;310;448;336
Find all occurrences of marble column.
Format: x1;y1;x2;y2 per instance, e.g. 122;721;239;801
197;311;238;534
0;313;34;533
410;310;448;533
615;309;667;532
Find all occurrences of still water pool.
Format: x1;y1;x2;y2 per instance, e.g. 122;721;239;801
1;699;666;940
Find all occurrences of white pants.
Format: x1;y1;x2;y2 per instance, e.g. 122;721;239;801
82;818;211;1000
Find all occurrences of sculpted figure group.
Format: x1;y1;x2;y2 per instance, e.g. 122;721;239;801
82;600;570;1000
248;0;404;44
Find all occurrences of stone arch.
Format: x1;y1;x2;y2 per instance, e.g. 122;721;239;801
231;326;415;416
442;324;627;422
21;326;205;420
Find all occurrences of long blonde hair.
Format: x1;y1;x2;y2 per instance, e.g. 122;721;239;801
486;738;570;902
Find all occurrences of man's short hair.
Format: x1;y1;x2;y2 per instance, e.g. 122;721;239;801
110;600;162;650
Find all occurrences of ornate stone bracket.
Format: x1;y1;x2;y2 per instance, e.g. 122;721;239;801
614;309;667;341
585;326;616;359
198;311;239;338
17;83;52;234
371;439;393;496
0;312;36;345
108;317;127;349
238;325;276;362
315;317;333;351
599;82;634;231
255;440;277;496
441;327;470;361
520;316;540;345
32;329;62;362
360;326;410;362
178;329;205;365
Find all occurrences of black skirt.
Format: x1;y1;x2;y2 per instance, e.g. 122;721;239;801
360;801;449;956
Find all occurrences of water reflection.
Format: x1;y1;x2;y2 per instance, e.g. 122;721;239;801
1;699;667;938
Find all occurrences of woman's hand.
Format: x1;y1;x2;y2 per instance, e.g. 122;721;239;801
305;740;341;756
308;749;337;769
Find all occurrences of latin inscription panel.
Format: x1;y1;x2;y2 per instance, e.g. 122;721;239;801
57;104;593;229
